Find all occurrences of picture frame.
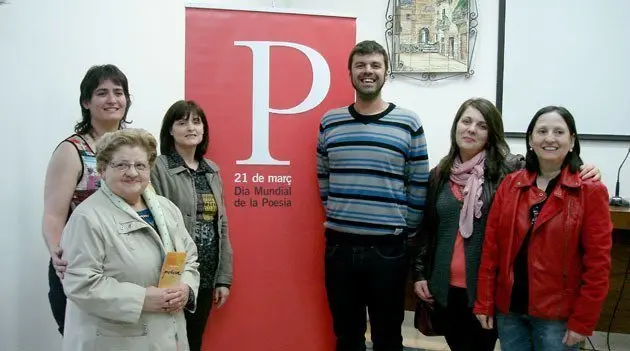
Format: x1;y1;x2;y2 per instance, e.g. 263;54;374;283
386;0;477;78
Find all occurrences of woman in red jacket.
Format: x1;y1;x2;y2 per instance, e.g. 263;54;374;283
473;106;612;350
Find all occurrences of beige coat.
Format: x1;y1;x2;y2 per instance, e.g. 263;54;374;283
60;188;199;351
151;155;232;286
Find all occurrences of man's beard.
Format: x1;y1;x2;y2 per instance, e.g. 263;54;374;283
352;79;384;102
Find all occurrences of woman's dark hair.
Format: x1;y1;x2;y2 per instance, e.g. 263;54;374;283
438;98;510;182
159;100;209;160
76;64;132;134
525;106;582;173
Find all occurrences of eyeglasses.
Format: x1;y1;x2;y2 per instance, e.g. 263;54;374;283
109;161;149;172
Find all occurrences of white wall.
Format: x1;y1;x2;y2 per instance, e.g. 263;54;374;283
501;0;630;137
1;1;627;350
288;0;630;195
0;1;186;350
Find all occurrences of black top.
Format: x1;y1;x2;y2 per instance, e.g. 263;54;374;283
510;175;560;314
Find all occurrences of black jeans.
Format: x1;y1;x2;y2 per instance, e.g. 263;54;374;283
438;287;497;351
185;287;214;351
324;240;409;351
48;259;66;335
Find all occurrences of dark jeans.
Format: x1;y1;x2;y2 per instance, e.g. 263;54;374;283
324;240;409;351
48;259;66;335
185;287;214;351
497;312;578;351
437;287;497;351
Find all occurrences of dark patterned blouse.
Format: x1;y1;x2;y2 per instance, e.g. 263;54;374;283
167;152;219;289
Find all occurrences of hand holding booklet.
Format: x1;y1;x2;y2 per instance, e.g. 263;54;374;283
158;252;187;288
157;252;187;351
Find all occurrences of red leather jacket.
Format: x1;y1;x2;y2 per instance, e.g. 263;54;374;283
473;167;612;335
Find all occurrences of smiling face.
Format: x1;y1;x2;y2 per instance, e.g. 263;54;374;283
101;145;150;206
455;107;489;161
171;113;204;150
350;53;387;101
529;111;575;170
82;79;127;126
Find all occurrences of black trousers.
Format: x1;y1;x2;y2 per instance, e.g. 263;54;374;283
185;287;214;351
324;241;409;351
48;259;66;335
438;287;497;351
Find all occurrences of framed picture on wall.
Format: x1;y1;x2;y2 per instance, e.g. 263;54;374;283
390;0;475;74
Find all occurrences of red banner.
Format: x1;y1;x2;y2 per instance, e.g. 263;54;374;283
186;6;356;350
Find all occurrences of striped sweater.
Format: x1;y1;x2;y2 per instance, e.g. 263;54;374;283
317;103;429;236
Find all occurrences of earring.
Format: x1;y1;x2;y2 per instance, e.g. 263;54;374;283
570;148;573;152
529;147;533;151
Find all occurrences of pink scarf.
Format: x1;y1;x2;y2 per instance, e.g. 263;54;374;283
449;151;486;238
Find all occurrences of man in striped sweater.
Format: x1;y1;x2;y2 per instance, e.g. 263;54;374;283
317;40;430;351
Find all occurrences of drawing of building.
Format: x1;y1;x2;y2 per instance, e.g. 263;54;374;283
394;0;470;72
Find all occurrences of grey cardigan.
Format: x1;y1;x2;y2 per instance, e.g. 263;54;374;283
150;155;233;287
412;153;525;307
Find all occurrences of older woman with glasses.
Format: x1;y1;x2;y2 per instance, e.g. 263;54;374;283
60;128;199;351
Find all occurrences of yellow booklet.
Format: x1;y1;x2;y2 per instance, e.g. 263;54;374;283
158;252;187;288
